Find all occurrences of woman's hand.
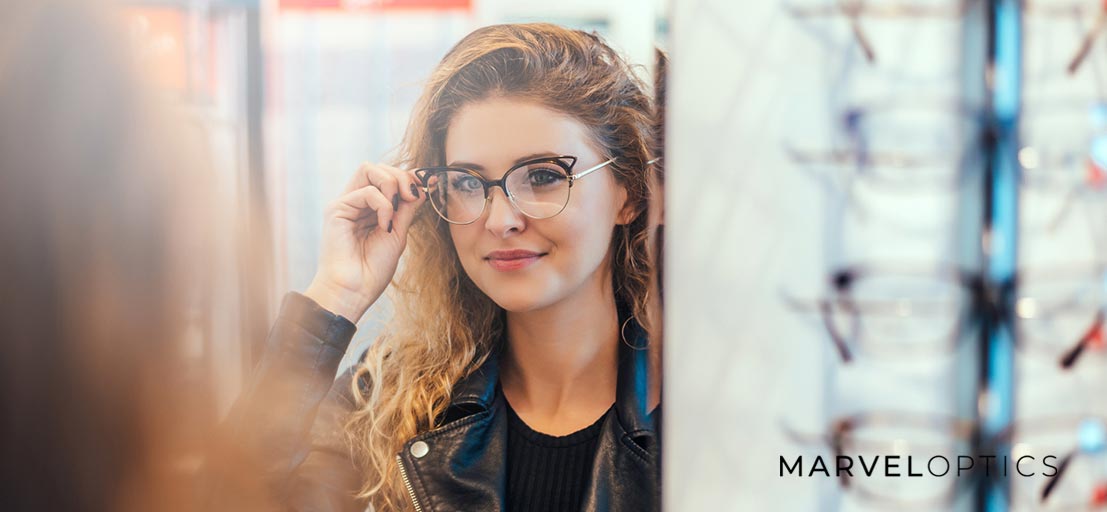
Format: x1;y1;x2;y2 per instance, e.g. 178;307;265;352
304;162;427;323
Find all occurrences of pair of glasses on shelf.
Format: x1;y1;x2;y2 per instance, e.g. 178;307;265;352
783;100;985;233
1020;102;1107;235
786;99;1107;236
784;0;973;84
784;411;1107;509
412;155;661;225
783;263;1107;369
1024;0;1107;79
787;1;1106;79
784;100;983;192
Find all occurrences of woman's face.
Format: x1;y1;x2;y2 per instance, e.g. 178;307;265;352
444;96;633;313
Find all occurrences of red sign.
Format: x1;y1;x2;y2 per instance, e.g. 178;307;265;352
280;0;470;10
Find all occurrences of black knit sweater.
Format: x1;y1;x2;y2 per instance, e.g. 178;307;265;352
504;399;609;512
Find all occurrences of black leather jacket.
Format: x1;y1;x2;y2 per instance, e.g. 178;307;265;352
228;292;661;512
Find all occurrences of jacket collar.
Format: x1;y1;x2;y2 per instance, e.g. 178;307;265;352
439;298;654;435
445;347;501;411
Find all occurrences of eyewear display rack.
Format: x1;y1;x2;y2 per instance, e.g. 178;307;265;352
782;0;1104;509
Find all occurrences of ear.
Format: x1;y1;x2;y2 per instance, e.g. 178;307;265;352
614;183;637;226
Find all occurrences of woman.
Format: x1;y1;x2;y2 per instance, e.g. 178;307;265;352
234;23;662;512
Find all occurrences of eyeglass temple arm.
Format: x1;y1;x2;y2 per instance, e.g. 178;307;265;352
778;288;854;362
569;156;663;182
1059;310;1105;369
842;4;876;63
1041;451;1075;502
1067;3;1107;75
570;157;617;182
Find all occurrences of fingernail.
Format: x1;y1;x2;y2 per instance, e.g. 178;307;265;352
392;193;400;211
387;220;393;233
410;183;420;198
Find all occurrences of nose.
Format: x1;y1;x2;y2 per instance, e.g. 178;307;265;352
483;187;525;237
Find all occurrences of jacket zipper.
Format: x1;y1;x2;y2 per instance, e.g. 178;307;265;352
396;454;425;512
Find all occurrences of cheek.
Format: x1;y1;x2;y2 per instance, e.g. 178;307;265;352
569;185;622;232
448;225;480;267
548;201;618;262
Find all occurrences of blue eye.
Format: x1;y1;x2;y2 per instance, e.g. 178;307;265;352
525;167;567;187
451;174;483;193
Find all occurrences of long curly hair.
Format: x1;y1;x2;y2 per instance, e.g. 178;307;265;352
345;23;661;511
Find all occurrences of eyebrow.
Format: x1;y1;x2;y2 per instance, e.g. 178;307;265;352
447;151;562;172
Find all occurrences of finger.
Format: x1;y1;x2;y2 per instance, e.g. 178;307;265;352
391;181;429;235
380;164;422;202
344;162;402;207
331;185;394;232
362;163;402;206
389;193;399;233
343;162;373;194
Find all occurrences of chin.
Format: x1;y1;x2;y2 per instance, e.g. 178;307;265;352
483;284;560;313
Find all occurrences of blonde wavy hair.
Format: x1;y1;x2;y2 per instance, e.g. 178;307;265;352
346;23;661;511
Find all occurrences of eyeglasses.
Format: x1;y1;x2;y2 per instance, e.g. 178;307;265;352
785;0;973;62
1024;0;1107;78
784;101;983;191
783;263;1107;369
413;155;616;225
783;410;975;507
1027;415;1107;509
784;410;1107;509
782;265;980;362
785;0;972;83
783;101;985;232
1020;4;1107;243
785;98;1107;238
1019;102;1107;242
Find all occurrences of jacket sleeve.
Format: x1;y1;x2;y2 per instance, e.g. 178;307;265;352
219;291;368;512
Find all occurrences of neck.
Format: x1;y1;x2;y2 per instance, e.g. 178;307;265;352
499;271;620;422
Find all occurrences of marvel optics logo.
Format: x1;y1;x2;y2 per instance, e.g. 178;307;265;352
780;454;1060;478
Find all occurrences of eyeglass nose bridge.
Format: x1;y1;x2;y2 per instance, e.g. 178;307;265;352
479;179;526;219
481;176;510;197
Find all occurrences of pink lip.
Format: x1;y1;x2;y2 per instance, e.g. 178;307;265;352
484;249;546;272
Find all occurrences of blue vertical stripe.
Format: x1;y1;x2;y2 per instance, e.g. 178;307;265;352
985;1;1020;511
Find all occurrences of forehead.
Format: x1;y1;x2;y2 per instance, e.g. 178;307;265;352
444;97;600;172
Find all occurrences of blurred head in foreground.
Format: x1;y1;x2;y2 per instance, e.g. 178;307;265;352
0;1;258;510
